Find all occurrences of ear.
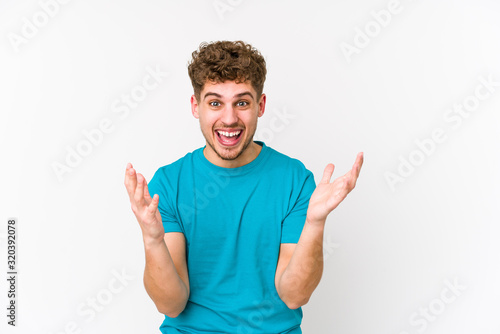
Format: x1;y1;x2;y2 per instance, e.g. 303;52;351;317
191;95;199;119
258;93;266;117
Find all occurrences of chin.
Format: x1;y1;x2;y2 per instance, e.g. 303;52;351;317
215;144;245;161
211;136;252;162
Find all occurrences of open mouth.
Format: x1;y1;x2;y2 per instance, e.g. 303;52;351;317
215;129;243;147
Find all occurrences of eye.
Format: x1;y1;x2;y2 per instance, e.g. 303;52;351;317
236;101;249;107
209;101;221;107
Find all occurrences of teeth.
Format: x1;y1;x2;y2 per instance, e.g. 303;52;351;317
217;130;241;137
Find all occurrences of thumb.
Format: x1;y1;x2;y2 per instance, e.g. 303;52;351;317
320;163;335;184
147;194;159;217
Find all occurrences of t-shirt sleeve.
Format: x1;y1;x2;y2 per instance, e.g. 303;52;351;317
281;168;316;243
148;168;183;233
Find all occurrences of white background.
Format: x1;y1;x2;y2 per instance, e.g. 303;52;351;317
1;0;499;333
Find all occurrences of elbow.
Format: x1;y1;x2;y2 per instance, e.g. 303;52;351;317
278;288;310;309
146;280;189;318
157;304;186;318
284;296;310;310
156;298;187;318
277;284;311;309
164;309;182;318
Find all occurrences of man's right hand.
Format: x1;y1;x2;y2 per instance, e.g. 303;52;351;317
124;163;164;245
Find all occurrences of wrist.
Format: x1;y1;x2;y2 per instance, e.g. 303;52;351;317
305;216;326;227
143;235;165;249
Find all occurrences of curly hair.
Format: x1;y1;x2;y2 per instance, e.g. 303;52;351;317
188;40;267;100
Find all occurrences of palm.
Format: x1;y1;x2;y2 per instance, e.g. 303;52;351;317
307;153;364;223
124;163;165;243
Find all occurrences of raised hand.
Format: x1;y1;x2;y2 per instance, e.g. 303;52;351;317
124;163;164;244
306;153;364;224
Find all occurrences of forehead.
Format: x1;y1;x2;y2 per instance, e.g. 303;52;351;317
201;80;256;100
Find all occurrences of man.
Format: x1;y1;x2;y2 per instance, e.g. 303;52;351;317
124;40;364;333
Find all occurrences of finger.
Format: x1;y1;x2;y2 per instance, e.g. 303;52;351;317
124;164;137;199
349;153;361;174
143;177;153;203
147;194;160;217
348;152;364;187
134;173;146;205
124;163;131;185
355;152;364;177
320;163;335;184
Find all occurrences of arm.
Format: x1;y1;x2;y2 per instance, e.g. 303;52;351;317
275;153;364;309
275;222;324;309
125;163;190;317
143;233;190;318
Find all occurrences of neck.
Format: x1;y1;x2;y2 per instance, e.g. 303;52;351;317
204;141;262;168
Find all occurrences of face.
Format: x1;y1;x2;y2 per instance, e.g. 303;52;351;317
191;80;266;168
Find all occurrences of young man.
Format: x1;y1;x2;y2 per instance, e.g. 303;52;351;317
124;41;364;333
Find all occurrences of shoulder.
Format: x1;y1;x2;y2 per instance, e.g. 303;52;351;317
262;145;315;191
153;148;199;176
149;147;201;188
265;145;312;176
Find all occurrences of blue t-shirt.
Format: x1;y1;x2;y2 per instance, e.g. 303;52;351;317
147;141;316;334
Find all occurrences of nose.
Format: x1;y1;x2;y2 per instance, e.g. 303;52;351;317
220;105;239;125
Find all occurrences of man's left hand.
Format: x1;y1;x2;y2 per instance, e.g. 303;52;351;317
306;152;364;224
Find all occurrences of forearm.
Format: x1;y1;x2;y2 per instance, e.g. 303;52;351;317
143;239;189;317
277;218;325;309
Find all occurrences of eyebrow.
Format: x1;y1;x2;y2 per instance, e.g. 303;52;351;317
234;91;254;99
203;91;255;101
